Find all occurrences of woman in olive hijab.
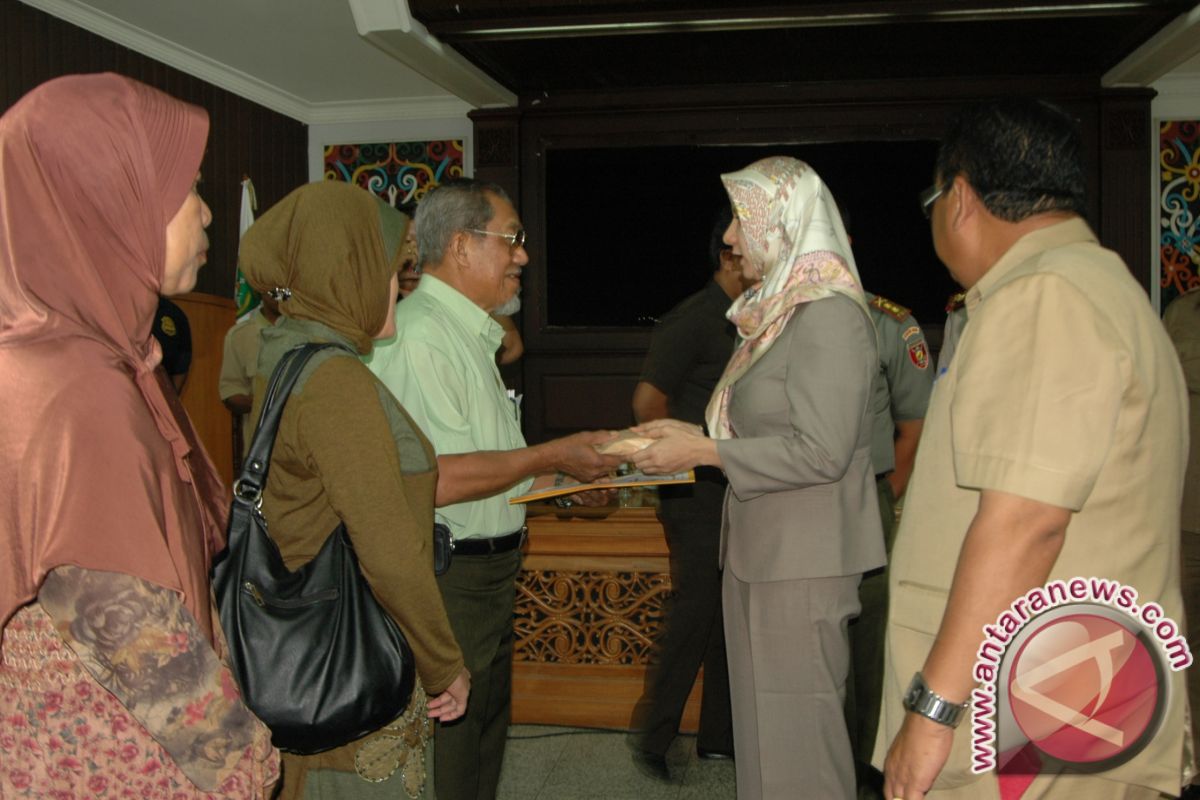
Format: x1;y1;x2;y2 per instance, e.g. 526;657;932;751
239;181;470;799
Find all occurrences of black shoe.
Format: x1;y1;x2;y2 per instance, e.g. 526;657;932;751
696;746;734;760
631;749;671;782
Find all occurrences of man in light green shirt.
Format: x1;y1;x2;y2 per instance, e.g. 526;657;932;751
369;179;621;800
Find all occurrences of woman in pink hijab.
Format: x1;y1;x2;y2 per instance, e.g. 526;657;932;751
0;74;278;797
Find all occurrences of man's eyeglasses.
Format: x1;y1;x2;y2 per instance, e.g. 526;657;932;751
466;227;526;251
919;181;951;219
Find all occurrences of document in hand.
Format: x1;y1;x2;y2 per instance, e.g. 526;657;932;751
507;467;695;504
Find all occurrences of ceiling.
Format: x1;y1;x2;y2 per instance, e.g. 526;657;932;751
19;0;1200;123
408;0;1200;94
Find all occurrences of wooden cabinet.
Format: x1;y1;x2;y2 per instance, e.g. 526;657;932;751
173;292;237;488
512;506;702;731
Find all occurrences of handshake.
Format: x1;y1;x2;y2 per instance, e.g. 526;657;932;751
513;424;705;505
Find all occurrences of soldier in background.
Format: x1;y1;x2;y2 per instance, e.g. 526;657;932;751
847;290;934;798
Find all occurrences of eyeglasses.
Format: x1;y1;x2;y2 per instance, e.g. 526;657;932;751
466;227;526;251
919;181;952;219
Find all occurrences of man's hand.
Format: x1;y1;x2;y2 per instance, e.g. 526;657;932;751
567;488;616;507
884;712;955;800
427;667;470;722
550;430;624;482
630;418;719;475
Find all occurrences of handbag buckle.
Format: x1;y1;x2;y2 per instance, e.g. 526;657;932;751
232;479;263;509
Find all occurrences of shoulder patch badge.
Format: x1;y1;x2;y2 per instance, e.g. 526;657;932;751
908;341;929;370
902;325;921;341
159;316;177;337
869;294;911;322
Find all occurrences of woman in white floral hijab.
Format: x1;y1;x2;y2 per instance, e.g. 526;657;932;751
634;157;886;799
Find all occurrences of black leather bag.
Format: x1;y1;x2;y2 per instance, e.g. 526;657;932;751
212;343;415;754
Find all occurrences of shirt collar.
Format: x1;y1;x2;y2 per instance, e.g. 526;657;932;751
965;216;1097;315
416;272;505;348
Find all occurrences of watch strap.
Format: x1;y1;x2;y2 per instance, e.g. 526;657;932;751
903;671;968;728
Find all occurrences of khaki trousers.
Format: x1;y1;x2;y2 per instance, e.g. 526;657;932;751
723;570;861;799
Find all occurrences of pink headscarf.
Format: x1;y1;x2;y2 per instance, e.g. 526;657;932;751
0;74;227;645
706;157;868;439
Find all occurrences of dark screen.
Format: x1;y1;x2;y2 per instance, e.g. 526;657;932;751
545;141;959;329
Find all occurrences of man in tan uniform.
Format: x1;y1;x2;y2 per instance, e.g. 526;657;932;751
1164;287;1200;797
876;100;1190;799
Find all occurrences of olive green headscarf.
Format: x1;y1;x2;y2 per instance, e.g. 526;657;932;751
239;181;408;354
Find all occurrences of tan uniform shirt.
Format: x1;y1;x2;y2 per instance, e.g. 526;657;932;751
218;309;271;454
876;218;1189;795
1164;289;1200;534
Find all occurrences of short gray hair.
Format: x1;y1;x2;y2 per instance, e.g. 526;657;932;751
415;179;512;268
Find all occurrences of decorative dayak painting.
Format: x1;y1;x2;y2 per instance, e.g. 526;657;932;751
323;139;465;210
1159;120;1200;309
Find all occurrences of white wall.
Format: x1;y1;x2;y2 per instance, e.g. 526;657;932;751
308;114;475;186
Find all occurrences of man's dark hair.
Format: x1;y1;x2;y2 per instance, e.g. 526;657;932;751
935;100;1085;222
415;178;512;268
708;205;733;274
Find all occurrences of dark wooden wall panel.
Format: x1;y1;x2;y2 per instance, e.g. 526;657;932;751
1099;92;1155;294
3;1;309;300
478;78;1152;444
524;354;644;441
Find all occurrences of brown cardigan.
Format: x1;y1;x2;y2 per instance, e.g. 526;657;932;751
252;347;463;695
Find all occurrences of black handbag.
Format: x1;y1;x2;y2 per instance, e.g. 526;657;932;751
212;343;415;754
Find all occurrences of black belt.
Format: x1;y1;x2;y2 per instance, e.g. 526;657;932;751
451;527;527;556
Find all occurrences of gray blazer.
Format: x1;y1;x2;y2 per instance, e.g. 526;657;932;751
716;293;886;583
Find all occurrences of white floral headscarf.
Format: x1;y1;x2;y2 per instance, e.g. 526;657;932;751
705;157;868;439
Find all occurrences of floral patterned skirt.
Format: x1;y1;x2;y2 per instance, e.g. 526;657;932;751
0;603;278;799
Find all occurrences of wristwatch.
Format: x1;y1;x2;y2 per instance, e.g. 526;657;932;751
903;672;969;728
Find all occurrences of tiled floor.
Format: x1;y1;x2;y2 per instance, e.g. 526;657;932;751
496;725;736;800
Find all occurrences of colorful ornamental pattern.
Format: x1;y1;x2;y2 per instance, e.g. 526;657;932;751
1160;121;1200;309
323;140;465;209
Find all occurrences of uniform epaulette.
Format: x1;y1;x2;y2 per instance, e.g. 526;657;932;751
945;292;967;313
869;294;910;321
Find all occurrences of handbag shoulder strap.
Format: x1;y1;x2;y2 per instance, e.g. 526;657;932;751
232;343;353;507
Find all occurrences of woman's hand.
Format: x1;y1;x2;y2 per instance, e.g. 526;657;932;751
633;418;704;438
630;418;720;475
427;667;471;722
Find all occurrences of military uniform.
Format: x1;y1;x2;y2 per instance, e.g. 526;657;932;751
847;293;933;793
151;296;191;386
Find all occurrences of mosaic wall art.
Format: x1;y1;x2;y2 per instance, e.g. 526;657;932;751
1159;120;1200;309
323;139;465;210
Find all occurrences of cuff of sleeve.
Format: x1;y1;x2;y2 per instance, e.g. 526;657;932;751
954;451;1089;511
421;657;465;697
715;439;765;502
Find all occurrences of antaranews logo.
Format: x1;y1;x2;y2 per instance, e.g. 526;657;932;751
970;577;1191;775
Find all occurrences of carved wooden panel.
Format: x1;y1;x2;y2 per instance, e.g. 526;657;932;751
511;507;702;730
515;570;671;665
